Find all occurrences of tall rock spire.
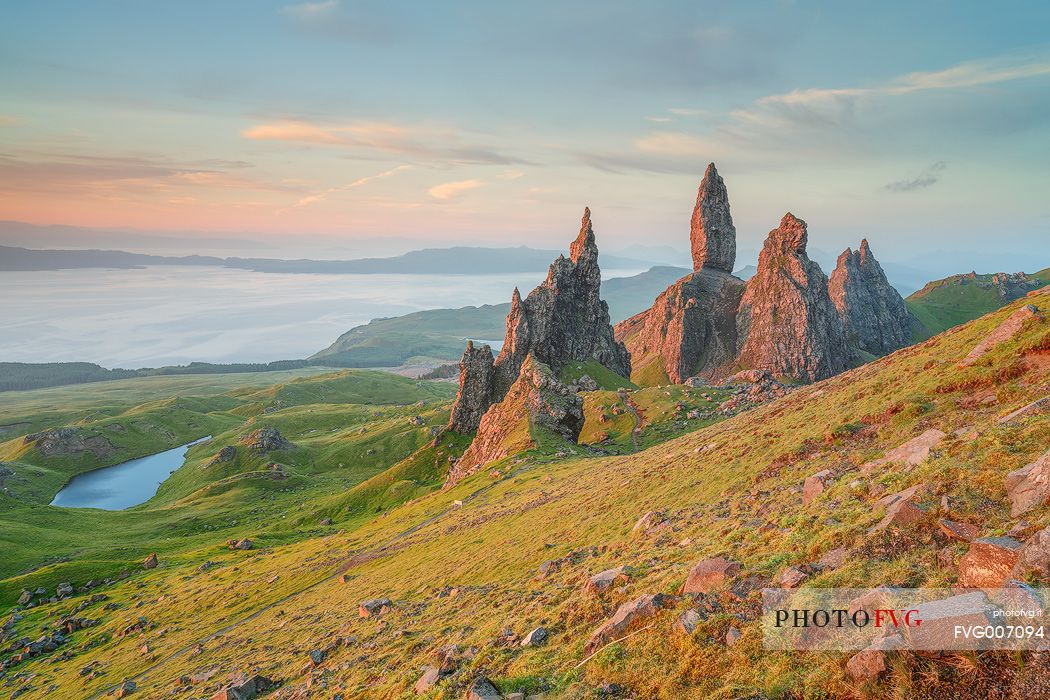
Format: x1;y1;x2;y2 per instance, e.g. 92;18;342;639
735;213;849;382
690;163;736;273
449;208;630;435
829;239;914;356
569;207;596;265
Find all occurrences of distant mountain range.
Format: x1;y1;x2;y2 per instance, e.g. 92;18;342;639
0;244;655;275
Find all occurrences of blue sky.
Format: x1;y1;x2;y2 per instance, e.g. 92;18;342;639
1;1;1048;268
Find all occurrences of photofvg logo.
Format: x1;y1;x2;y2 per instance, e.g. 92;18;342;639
762;587;1050;651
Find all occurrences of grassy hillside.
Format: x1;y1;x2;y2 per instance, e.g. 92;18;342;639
906;267;1049;340
3;292;1049;699
0;369;457;588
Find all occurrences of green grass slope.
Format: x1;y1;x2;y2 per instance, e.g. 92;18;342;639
906;267;1049;340
4;291;1050;699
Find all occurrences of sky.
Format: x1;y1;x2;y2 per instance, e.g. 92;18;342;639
1;1;1049;267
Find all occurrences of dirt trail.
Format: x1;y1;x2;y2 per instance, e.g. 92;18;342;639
618;389;643;450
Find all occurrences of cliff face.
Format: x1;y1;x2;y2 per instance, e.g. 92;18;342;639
620;268;745;384
449;209;628;433
736;213;849;382
829;240;913;356
445;355;583;487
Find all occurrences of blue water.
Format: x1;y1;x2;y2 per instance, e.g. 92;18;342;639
50;436;211;510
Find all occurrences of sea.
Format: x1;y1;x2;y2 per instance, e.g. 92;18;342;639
0;266;644;368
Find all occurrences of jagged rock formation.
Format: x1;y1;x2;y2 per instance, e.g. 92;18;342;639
829;239;914;356
446;355;583;486
616;164;745;384
448;209;629;432
736;213;849;382
690;163;736;272
447;341;496;433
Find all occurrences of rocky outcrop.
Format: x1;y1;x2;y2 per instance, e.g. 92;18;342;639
736;213;849;382
239;427;294;452
690;163;736;272
616;164;745;383
619;267;745;384
446;355;583;487
23;428;115;459
448;341;496;432
492;209;630;391
449;208;629;432
829;239;913;356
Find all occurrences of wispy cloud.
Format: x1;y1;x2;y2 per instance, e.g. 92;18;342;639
286;164;411;210
581;55;1050;174
428;179;485;200
883;161;947;193
243;119;526;166
280;1;339;19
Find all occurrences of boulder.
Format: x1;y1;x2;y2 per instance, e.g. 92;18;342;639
901;592;998;650
143;553;158;570
725;626;742;646
861;429;946;474
846;634;905;682
675;609;703;635
209;446;237;466
868;485;928;533
802;470;833;506
959;537;1024;587
736;213;849;382
584;593;671;655
778;566;808;589
818;547;849;570
1005;448;1050;517
828;239;914;357
22;427;115;458
1012;526;1050;581
681;557;742;594
115;680;137;697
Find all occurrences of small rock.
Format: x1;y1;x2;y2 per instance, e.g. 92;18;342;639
521;626;548;647
817;547;848;570
675;609;703;635
681;557;741;594
959;537;1024;588
143;553;158;569
115;680;136;697
938;519;979;542
802;470;833;506
725;626;741;646
358;598;393;618
585;567;630;594
414;666;441;695
778;566;808;589
632;510;669;536
465;676;502;700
